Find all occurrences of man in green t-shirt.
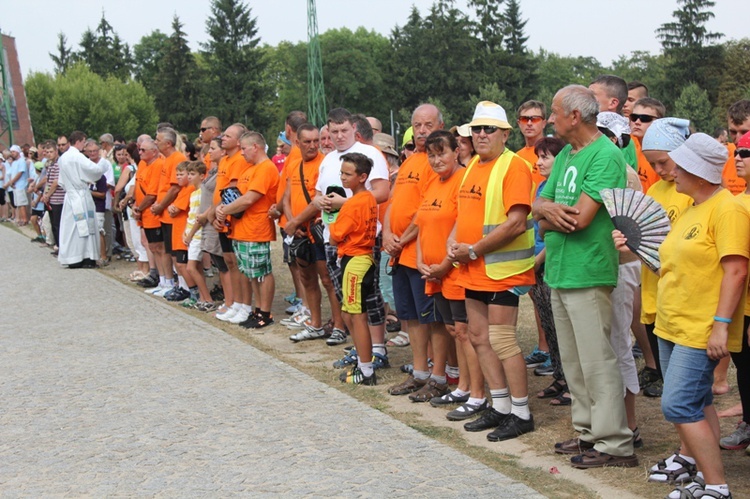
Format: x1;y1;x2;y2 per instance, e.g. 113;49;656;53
532;85;637;469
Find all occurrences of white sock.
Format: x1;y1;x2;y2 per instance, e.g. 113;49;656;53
452;388;470;398
242;304;253;313
704;484;730;497
511;395;531;420
490;388;511;414
431;374;446;384
165;278;175;288
372;344;386;357
413;369;430;381
232;302;242;311
446;364;459;378
159;276;166;287
467;397;486;407
359;361;374;377
178;276;188;290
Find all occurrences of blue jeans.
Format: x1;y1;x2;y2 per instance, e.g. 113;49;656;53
659;337;717;424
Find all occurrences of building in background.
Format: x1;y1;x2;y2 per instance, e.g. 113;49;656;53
1;33;34;148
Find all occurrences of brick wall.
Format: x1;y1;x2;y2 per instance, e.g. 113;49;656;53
1;34;34;149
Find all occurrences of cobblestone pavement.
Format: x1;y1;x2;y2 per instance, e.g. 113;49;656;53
0;228;544;497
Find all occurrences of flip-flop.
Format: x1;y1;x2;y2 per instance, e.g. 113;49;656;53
386;331;410;347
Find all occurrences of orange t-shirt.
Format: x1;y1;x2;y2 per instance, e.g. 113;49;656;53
213;150;248;233
203;152;211;168
632;136;660;193
230;159;279;242
135;158;162;229
157;150;188;224
516;145;544;193
277;146;301;226
170;185;196;251
723;143;745;195
455;155;535;292
330;190;378;258
388;152;435;269
415;170;465;300
288;152;324;239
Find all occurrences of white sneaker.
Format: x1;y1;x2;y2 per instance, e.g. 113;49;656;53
286;312;311;330
152;286;172;298
216;308;238;322
229;309;250;324
280;307;309;326
145;285;164;295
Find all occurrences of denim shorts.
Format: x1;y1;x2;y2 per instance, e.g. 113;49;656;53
392;265;435;323
659;337;717;424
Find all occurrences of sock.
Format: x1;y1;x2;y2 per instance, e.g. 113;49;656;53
446;364;459;378
255;307;261;316
149;268;158;278
679;454;696;465
232;302;242;311
490;388;511;414
165;278;175;288
704;485;730;497
178;276;188;290
260;310;271;318
372;343;386;357
452;388;470;398
159;276;166;287
510;395;531;420
431;374;447;384
467;397;486;407
190;286;199;300
242;304;253;313
413;369;430;381
359;361;374;377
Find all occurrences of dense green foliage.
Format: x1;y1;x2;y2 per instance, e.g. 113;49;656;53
35;0;750;144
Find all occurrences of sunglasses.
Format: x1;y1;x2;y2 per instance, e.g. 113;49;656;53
403;143;416;151
735;148;750;159
200;127;216;132
471;125;499;135
517;116;544;125
629;113;656;123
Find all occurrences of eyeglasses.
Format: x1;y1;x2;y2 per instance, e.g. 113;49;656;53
200;127;216;132
517;116;544;125
630;113;656;123
403;143;416;151
471;125;499;135
735;148;750;159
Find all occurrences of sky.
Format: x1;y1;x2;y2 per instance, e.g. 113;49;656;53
1;0;747;77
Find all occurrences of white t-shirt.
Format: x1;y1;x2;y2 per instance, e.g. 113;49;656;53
315;141;388;241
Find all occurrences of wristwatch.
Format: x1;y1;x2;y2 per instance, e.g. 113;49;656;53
468;245;478;260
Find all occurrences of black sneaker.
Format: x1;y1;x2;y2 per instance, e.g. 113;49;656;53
487;413;535;442
643;378;663;397
137;275;159;288
340;366;377;385
166;287;191;302
241;314;275;330
463;407;508;432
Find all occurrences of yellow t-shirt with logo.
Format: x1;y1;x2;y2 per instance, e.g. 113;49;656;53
655;189;750;352
640;180;693;324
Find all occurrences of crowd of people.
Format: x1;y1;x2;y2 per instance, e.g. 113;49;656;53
3;74;750;498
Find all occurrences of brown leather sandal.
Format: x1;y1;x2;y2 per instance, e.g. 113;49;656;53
408;379;450;402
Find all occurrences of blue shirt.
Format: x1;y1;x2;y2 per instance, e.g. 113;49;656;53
10;157;28;190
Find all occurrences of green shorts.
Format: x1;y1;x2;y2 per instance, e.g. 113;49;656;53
232;240;272;279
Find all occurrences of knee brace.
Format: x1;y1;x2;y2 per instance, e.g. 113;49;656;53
488;324;521;360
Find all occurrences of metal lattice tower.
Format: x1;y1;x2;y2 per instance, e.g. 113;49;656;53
307;0;327;126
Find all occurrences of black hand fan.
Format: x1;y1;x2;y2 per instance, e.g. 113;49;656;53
600;188;671;274
221;186;243;218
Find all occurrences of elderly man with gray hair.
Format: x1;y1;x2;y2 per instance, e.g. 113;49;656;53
99;133;115;163
532;85;636;469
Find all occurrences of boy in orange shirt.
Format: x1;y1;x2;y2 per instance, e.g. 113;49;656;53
165;161;196;302
330;152;378;385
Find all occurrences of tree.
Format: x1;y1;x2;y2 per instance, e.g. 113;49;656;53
656;0;724;106
533;49;604;108
76;13;134;80
150;16;204;132
716;39;750;116
674;83;717;133
132;30;169;95
26;64;158;140
49;33;73;75
201;0;270;130
502;0;527;56
499;0;536;106
468;0;504;53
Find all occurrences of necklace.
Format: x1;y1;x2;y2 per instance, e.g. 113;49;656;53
569;132;601;156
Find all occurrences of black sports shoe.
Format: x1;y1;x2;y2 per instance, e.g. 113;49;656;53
166;287;191;302
486;413;535;442
241;313;275;329
463;407;508;432
137;275;159;288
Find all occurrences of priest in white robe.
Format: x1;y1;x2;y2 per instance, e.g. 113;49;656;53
57;131;108;268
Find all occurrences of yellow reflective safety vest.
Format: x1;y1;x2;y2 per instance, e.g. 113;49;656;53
460;149;535;280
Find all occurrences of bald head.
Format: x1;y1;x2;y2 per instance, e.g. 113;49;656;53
367;117;382;134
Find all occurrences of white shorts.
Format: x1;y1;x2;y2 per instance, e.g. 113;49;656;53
95;212;106;235
12;188;28;206
188;238;202;261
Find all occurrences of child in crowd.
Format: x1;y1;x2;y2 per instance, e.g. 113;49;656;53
166;161;196;303
329;152;378;385
182;161;214;310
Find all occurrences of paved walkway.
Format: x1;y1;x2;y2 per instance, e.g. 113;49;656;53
0;227;543;497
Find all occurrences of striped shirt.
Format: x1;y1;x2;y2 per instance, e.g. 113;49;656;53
185;188;202;241
46;160;66;205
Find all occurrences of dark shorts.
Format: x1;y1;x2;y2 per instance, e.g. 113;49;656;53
0;188;5;206
313;242;326;262
465;289;519;307
434;292;467;326
173;250;188;264
31;208;44;218
392;265;436;323
144;227;163;244
7;190;14;208
219;232;233;253
280;228;290;264
161;223;173;253
209;252;228;273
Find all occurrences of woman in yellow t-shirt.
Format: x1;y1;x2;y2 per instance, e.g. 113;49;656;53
615;133;749;499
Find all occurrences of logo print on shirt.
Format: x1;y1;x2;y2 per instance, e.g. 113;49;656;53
683;223;701;240
430;198;442;208
407;171;421;182
563;166;578;193
469;185;482;197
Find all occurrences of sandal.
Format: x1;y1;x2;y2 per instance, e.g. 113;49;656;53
372;352;390;370
537;379;567;399
667;476;705;499
648;453;697;484
550;389;571;406
408;379;450;402
388;375;427;396
129;271;147;281
333;348;358;369
386;331;410;347
385;313;402;333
